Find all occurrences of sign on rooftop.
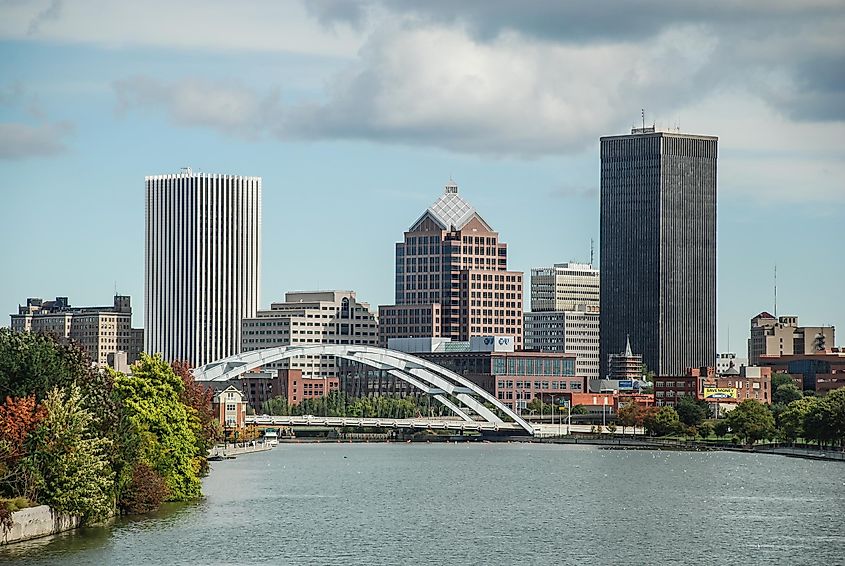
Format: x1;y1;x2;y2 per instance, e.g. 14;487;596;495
470;336;515;353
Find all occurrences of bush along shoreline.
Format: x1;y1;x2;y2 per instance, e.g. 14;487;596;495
0;329;221;537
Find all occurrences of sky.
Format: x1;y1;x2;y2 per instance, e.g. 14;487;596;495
1;0;843;355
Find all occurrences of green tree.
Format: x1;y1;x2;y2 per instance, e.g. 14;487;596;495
0;329;93;400
697;421;714;440
771;372;799;405
714;419;730;438
777;397;814;443
773;383;803;405
802;397;834;446
800;390;845;448
644;406;681;437
262;396;291;416
824;388;845;448
675;396;708;427
725;400;775;446
526;397;545;415
113;354;202;501
23;386;115;522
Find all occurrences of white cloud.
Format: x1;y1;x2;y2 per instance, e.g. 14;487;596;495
0;121;72;159
0;0;366;57
113;76;281;139
109;18;845;202
114;23;719;155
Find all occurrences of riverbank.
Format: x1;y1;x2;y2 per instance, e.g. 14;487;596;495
1;506;80;546
539;435;845;461
209;443;273;458
278;431;845;462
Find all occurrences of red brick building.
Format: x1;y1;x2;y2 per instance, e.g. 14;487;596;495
212;385;246;429
618;393;655;409
379;182;524;349
759;350;845;394
705;366;772;404
653;372;707;406
277;369;339;404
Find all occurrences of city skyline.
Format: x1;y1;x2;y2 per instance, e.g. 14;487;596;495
2;2;843;354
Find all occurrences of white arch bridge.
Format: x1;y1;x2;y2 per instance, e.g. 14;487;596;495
194;345;533;435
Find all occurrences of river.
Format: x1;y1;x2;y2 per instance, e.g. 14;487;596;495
1;443;843;565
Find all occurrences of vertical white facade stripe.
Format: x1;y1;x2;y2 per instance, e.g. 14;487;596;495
144;171;261;368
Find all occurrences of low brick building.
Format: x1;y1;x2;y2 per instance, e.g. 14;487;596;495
212;385;247;429
278;369;339;404
705;366;772;404
759;350;845;394
653;371;707;407
617;393;655;409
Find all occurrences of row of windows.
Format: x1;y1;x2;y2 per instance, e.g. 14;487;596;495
496;386;581;400
497;380;583;390
655;380;697;388
492;357;576;376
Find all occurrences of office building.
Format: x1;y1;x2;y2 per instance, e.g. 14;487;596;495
10;295;143;367
371;336;581;413
525;263;600;379
748;312;835;366
379;181;523;348
524;310;599;378
600;127;717;376
530;262;600;312
241;290;378;380
145;168;261;367
759;350;845;394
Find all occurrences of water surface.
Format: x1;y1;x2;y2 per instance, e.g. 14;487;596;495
2;443;842;565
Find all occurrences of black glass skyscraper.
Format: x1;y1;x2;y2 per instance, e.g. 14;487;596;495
599;128;717;377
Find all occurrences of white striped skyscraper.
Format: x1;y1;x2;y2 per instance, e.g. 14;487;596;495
145;168;261;367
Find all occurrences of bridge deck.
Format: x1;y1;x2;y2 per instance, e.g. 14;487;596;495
247;415;526;433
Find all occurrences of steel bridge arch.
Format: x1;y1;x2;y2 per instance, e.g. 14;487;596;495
194;344;533;434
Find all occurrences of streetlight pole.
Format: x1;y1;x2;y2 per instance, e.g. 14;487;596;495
556;394;562;436
602;396;607;431
540;393;544;430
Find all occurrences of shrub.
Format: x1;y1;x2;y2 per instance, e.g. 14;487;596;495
120;462;169;514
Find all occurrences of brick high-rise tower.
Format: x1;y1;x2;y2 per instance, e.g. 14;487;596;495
379;181;523;348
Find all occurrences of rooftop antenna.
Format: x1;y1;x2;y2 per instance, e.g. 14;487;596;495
641;109;645;130
774;264;778;318
590;238;595;266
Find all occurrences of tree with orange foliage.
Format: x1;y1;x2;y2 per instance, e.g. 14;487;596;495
0;396;46;453
0;395;47;498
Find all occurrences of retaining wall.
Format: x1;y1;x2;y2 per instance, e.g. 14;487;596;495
1;505;80;545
